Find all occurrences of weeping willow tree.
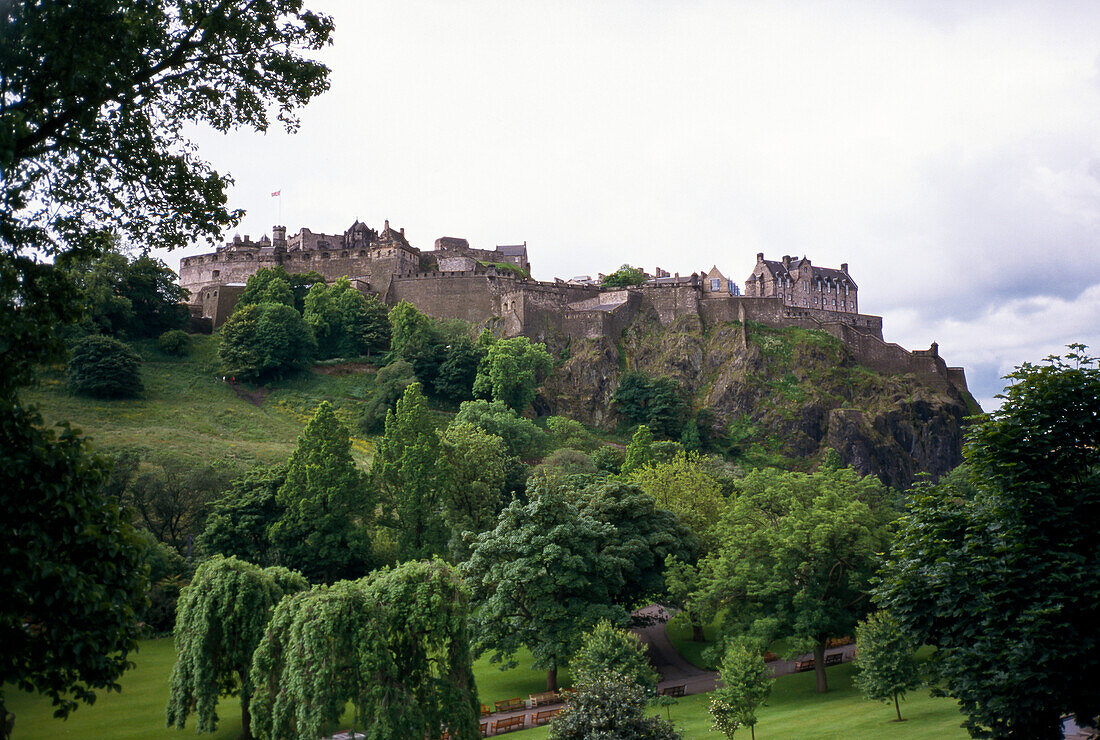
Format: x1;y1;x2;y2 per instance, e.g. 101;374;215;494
166;557;308;739
250;559;480;740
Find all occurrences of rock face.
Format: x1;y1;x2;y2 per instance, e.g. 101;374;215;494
540;311;977;489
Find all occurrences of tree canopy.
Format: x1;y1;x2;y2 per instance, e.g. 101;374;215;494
199;464;287;566
549;674;680;740
852;611;922;722
452;399;547;459
612;372;688;439
217;301;315;382
570;620;658;694
709;640;774;740
600;264;647;288
472;335;553;412
303;277;390;359
66;334;143;398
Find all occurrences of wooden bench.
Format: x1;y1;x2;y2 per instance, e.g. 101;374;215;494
659;684;686;697
480;704;492;716
491;715;526;734
762;650;778;662
494;697;525;713
479;721;488;737
529;690;559;707
825;653;842;666
529;707;561;726
794;659;815;672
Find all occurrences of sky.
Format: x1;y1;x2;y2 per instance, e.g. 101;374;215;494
168;0;1100;410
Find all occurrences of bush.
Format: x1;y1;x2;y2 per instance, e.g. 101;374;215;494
452;399;547;459
67;334;143;398
546;416;590;450
217;302;315;382
592;445;625;474
158;328;191;356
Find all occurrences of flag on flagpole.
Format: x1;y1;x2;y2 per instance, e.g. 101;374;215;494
271;190;281;197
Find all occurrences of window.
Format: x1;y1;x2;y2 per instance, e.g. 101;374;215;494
710;278;720;291
212;269;220;278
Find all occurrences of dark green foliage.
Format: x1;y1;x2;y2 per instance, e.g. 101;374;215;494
371;383;449;561
571;620;659;693
546;415;591;449
303;277;390;359
439;423;507;559
549;674;680;739
592;444;625;474
360;358;418;433
680;420;701;452
237;269;295;309
389;301;447;391
66;334;143;398
166;556;307;739
453;399;547;459
434;335;485;402
65;249;189;338
612;371;688;438
134;529;189;635
249;560;481;740
157;329;191;356
0;401;148;728
217;302;316;382
853;611;922;722
533;448;599;481
600;264;647;288
472;335;553;412
875;347;1100;740
269;402;372;582
199;465;287;567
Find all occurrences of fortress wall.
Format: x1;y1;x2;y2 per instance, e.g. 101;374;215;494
389;273;500;324
197;284;245;329
947;367;968;390
632;285;700;325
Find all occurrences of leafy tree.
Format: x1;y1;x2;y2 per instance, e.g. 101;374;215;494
0;404;148;734
875;347;1100;740
462;481;629;691
135;530;190;635
621;424;655;475
303;277;389;359
592;444;625;474
453;399;547;459
853;611;922;722
628;452;725;552
269;402;372;582
158;328;191;356
549;674;680;740
472;335;553;412
66;334;143;398
116;462;229;554
217;301;315;382
435;334;486;402
533;448;599;481
389;301;447;390
371;383;449;561
438;422;507;558
249;560;480;740
237;266;323;313
546;415;590;450
709;640;774;740
571;620;658;693
680;420;701;452
199;464;286;566
612;372;688;439
694;465;894;693
65;248;188;338
166;556;307;739
360;358;418;433
600;264;647;288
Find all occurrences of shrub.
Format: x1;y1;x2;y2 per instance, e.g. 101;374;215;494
453;399;547;459
158;328;191;356
67;334;143;398
217;302;315;382
592;445;625;474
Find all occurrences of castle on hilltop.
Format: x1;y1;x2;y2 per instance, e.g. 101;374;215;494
178;219;966;393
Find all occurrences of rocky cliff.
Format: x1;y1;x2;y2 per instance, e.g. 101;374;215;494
539;307;979;489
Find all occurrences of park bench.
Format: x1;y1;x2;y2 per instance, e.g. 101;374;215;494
762;650;778;662
479;721;489;737
491;715;526;734
529;690;559;706
494;697;525;713
659;684;686;697
826;636;853;648
825;653;842;666
480;703;491;716
794;658;815;672
529;707;561;726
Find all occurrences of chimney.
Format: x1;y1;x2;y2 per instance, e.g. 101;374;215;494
243;235;250;243
384;219;389;230
400;227;405;237
782;255;791;268
840;262;849;273
756;252;764;263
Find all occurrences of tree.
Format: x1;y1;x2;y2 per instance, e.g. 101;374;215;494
199;464;286;566
452;399;547;459
621;424;655;475
0;404;148;735
875;348;1100;740
612;372;688;439
600;264;647;288
303;277;389;359
65;247;188;337
66;334;143;398
472;335;553;412
360;358;418;433
571;620;658;693
709;640;774;740
389;301;447;390
461;481;629;691
165;556;307;739
628;451;725;552
158;328;191;356
249;560;481;740
237;269;295;309
370;383;449;561
217;301;316;382
116;462;229;554
434;334;485;403
549;674;680;740
438;422;507;558
546;416;590;450
694;465;894;693
853;611;922;722
267;402;371;582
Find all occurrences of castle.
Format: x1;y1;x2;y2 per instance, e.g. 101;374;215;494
178;219;967;393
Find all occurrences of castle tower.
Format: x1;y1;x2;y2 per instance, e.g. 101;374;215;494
272;225;287;247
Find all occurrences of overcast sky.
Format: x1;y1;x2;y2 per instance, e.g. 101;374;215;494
169;0;1100;410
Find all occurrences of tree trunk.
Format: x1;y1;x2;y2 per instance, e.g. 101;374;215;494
546;665;558;692
239;671;253;740
813;642;828;693
894;692;903;722
751;725;756;740
690;611;705;642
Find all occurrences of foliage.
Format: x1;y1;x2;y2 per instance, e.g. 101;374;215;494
694;465;895;693
592;444;625;474
612;371;688;438
472;335;553;412
434;334;486;403
359;358;418;433
571;620;659;693
438;422;507;559
67;334;143;398
302;277;390;359
0;401;148;730
600;264;647;288
710;640;774;739
628;451;725;552
621;424;655;475
853;611;922;722
370;383;449;561
545;415;590;449
65;249;189;338
216;301;316;382
549;674;681;740
157;329;191;356
875;347;1100;740
166;556;306;739
237;266;323;313
269;401;372;582
389;301;447;390
461;481;629;691
199;464;286;567
532;448;599;484
651;440;685;464
452;399;547;459
249;560;481;740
